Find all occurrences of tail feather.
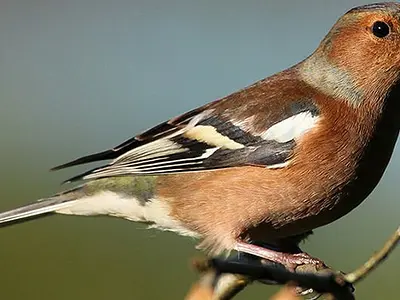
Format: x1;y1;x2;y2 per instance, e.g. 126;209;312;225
0;198;77;226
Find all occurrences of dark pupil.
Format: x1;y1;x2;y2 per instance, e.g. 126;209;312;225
372;21;390;38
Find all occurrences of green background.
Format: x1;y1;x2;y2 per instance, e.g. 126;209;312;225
0;1;398;299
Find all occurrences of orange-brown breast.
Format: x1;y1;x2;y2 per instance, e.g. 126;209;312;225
156;71;397;251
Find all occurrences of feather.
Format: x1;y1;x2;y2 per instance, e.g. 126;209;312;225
53;98;320;182
0;198;77;225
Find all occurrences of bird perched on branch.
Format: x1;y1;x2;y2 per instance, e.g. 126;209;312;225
1;2;399;269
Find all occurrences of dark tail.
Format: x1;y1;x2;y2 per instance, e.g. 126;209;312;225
0;198;77;226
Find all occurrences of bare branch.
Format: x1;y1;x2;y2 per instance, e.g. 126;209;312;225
344;226;400;284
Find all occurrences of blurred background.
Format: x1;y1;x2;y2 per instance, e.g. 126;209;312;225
0;0;398;299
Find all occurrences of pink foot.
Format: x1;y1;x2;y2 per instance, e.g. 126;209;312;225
234;241;326;271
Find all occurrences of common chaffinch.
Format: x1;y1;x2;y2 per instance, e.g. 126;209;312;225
1;2;399;270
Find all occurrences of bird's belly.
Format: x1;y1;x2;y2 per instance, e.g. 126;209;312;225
56;191;200;238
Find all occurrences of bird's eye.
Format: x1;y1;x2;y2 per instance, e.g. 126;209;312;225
371;21;390;38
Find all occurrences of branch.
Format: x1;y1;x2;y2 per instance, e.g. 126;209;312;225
344;226;400;284
186;226;399;300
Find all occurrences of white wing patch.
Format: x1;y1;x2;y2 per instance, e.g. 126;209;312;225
184;125;244;149
261;111;318;143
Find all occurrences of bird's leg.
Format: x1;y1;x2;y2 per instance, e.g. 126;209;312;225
234;241;327;272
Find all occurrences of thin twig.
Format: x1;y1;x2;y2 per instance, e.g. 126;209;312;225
344;226;400;284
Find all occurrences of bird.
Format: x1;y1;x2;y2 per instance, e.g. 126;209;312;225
1;2;399;270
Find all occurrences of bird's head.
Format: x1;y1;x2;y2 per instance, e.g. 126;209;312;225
300;2;400;107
